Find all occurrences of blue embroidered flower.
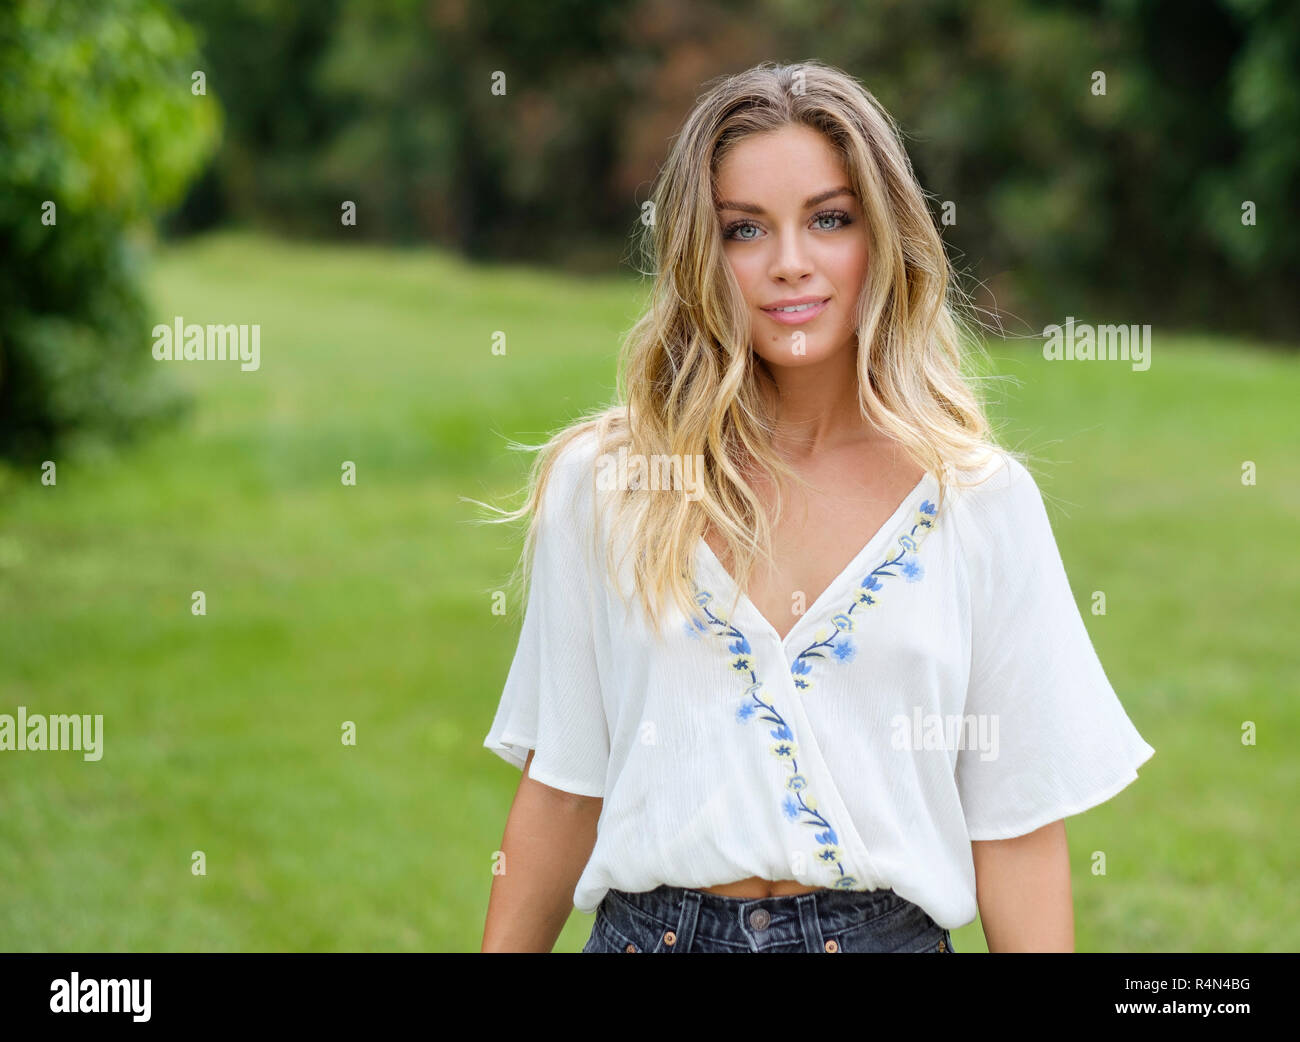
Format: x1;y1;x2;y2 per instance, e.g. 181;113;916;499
692;571;929;895
781;493;942;687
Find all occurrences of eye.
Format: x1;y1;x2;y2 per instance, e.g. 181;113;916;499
721;209;853;241
812;210;851;231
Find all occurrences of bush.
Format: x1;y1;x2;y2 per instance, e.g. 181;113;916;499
0;0;220;463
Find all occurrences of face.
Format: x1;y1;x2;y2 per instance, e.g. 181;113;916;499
713;123;869;372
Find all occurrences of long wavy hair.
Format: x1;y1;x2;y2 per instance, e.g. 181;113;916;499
471;59;1015;640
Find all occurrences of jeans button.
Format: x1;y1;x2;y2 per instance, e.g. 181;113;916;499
748;907;770;930
824;938;839;952
664;930;676;946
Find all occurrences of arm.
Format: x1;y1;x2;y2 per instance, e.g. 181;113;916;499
971;819;1074;952
481;749;603;952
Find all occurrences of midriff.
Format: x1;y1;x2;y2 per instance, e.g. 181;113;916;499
697;876;827;898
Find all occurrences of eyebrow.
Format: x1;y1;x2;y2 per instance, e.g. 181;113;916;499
714;186;856;215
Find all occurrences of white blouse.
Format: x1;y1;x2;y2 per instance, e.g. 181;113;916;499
483;428;1155;929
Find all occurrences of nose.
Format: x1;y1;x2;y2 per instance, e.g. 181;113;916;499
768;227;814;283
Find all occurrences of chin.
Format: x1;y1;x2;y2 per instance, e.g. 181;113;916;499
758;346;834;369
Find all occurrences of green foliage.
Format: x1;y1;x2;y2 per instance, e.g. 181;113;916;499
171;0;1298;336
0;0;220;463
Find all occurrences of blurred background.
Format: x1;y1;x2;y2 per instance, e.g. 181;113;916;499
0;0;1296;952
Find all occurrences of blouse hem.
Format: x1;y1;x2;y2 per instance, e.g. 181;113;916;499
964;741;1155;842
483;734;605;799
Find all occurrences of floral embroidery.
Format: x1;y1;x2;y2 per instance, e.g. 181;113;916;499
689;588;859;891
785;498;939;691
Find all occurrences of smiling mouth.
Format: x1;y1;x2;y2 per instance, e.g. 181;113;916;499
762;298;830;313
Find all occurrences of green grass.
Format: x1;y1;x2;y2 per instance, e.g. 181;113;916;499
1;229;1296;951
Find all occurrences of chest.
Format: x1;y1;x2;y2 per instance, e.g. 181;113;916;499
702;451;927;643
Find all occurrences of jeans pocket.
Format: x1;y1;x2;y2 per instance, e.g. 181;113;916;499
833;899;943;953
587;903;647;952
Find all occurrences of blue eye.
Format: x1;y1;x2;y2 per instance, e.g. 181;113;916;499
813;212;848;231
722;209;853;241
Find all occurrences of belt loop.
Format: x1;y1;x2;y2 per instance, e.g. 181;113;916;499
672;889;701;953
796;891;825;953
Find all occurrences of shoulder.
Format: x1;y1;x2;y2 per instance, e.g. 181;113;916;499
539;425;605;507
948;445;1039;505
945;447;1052;558
535;423;617;554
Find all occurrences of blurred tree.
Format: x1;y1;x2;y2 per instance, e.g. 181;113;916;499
166;0;346;237
166;0;1298;337
0;0;220;463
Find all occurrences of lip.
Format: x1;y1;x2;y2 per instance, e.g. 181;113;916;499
760;296;830;324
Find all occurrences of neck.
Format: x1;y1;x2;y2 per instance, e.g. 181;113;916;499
757;344;873;459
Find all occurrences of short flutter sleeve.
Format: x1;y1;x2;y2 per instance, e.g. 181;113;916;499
953;455;1154;841
482;436;609;798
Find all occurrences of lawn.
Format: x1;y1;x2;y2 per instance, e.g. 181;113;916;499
1;229;1295;951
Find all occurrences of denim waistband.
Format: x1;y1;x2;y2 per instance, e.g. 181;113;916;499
602;883;941;953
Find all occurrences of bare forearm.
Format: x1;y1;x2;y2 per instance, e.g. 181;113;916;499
481;751;602;952
972;819;1074;952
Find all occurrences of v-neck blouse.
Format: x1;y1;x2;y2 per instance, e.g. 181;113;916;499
482;428;1156;929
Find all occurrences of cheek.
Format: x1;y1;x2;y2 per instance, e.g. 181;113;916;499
725;252;764;303
828;238;869;286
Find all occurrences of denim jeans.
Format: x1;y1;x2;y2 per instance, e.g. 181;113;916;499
581;884;955;953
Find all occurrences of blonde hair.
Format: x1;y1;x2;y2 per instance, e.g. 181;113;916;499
471;59;1017;640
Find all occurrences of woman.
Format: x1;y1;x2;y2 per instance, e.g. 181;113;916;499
477;60;1154;953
